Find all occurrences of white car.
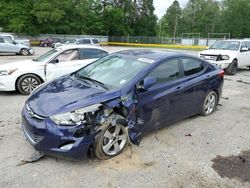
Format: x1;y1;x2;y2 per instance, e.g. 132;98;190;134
0;36;34;55
199;40;250;75
0;45;109;94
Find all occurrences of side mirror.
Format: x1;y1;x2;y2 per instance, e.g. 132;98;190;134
137;76;157;91
50;59;59;64
241;47;248;52
12;41;17;45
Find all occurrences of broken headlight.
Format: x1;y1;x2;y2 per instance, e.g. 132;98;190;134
50;104;101;126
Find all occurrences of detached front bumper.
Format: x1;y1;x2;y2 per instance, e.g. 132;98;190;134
0;75;16;91
28;48;35;55
21;105;94;160
203;59;231;69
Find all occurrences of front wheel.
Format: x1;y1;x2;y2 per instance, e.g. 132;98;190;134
20;48;29;56
201;91;217;116
226;60;238;75
16;74;42;95
95;122;129;160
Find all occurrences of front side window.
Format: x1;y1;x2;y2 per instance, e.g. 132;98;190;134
147;59;180;84
241;42;250;50
3;38;14;44
33;49;58;62
0;38;4;43
92;39;99;44
80;49;108;59
182;58;204;76
55;49;79;62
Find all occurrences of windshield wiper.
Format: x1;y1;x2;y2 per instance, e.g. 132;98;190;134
75;73;108;90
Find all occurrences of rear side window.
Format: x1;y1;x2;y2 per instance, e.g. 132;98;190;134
79;49;108;59
79;39;91;44
148;59;180;83
182;58;204;76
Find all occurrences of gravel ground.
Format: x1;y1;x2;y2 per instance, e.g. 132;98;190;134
0;47;250;188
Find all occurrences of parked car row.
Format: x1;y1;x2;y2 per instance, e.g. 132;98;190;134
40;38;100;48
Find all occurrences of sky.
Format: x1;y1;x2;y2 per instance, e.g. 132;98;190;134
153;0;189;19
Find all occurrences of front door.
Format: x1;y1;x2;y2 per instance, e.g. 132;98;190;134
238;41;250;67
131;58;196;144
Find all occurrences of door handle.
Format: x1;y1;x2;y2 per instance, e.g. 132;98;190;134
176;86;182;90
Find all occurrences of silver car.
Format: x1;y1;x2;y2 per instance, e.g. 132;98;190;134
0;37;34;55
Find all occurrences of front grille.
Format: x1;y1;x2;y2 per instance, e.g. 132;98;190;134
200;54;218;61
23;121;44;144
26;104;45;120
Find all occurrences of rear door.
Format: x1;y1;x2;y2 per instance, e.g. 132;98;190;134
180;57;209;114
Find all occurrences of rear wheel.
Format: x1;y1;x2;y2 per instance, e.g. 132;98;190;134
201;91;217;116
17;74;41;95
95;122;128;160
20;48;29;56
226;60;238;75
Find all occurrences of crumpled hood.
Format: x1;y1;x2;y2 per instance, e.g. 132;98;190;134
27;75;121;117
0;60;43;70
199;49;237;56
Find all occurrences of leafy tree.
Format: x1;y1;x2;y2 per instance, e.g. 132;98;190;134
160;0;182;37
220;0;250;38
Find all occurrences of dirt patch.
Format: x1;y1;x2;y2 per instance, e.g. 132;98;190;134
212;149;250;182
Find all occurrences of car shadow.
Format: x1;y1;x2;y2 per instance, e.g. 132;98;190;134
0;91;21;96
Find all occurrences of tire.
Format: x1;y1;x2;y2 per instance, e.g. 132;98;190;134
20;48;29;56
95;121;129;160
17;74;42;95
225;60;238;75
201;91;217;116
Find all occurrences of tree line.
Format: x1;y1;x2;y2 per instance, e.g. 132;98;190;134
159;0;250;38
0;0;249;38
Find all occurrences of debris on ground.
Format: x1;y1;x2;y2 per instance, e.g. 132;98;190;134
237;80;250;85
212;149;250;182
185;133;192;137
17;151;45;166
221;97;229;100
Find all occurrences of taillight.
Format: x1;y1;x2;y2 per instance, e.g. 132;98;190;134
218;70;225;77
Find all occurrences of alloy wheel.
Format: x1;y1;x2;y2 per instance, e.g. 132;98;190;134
101;124;127;156
21;77;40;93
204;93;216;115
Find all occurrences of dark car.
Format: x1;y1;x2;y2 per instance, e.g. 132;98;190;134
40;38;61;47
22;49;224;160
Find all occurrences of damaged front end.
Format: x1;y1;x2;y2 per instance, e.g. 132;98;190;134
22;89;143;160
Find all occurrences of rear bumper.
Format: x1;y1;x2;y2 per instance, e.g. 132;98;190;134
21;105;94;160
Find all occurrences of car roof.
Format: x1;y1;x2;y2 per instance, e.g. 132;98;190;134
114;49;184;62
57;44;105;50
217;39;250;42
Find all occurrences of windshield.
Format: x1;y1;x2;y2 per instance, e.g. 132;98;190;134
210;41;240;51
76;54;151;89
33;49;58;62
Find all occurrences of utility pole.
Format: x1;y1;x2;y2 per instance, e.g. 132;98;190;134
173;11;178;43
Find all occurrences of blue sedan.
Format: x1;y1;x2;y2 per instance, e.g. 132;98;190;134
22;49;224;160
